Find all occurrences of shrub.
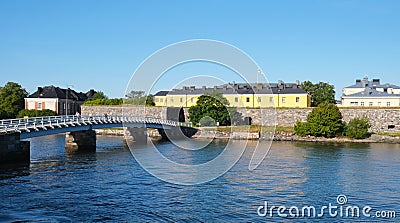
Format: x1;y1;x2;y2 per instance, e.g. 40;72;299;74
294;103;345;138
83;98;123;106
17;109;57;118
345;117;371;139
294;121;312;136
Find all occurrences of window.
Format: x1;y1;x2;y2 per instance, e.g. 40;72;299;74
360;102;365;106
246;97;250;103
180;98;183;103
155;98;159;102
369;102;373;106
170;98;174;102
38;102;42;110
235;97;238;102
269;97;273;103
378;102;381;106
296;97;300;103
282;97;286;103
160;99;163;103
387;102;391;107
258;97;261;102
191;98;194;103
350;102;359;106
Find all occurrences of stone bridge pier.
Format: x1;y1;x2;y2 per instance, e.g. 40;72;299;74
65;130;96;151
158;127;198;141
0;133;30;165
127;127;148;144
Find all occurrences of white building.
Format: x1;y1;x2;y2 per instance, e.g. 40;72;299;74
341;77;400;107
25;86;96;115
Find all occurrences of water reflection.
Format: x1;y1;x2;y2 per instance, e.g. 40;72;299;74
0;136;399;222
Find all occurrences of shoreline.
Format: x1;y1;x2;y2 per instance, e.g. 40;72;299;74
94;129;400;144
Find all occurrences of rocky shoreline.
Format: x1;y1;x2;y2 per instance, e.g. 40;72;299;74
94;128;400;143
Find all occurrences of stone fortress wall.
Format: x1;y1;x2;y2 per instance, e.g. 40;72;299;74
81;106;400;133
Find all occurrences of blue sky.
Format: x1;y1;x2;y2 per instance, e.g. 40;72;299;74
1;0;399;99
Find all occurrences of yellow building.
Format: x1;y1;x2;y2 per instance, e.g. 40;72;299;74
154;82;311;108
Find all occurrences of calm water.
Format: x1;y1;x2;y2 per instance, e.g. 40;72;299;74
0;135;399;222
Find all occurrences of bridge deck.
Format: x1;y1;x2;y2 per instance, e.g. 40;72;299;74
0;115;193;139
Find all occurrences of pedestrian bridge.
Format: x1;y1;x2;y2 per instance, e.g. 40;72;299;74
0;115;194;139
0;115;197;165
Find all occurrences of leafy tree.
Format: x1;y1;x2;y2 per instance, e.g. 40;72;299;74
0;82;28;118
0;109;6;119
145;94;155;106
125;91;155;106
92;91;108;100
17;109;57;118
125;90;145;98
301;81;335;107
344;117;371;139
294;103;344;138
188;91;239;126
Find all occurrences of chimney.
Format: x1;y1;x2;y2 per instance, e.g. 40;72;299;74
37;87;43;96
372;79;380;86
296;80;300;86
362;76;369;87
202;86;206;90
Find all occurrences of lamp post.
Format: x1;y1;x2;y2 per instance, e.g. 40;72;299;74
257;69;262;84
66;84;74;117
277;89;281;108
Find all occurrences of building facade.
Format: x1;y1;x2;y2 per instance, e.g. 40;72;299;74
25;86;96;115
154;82;311;108
341;77;400;107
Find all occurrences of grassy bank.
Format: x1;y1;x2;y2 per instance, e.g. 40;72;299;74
375;132;400;137
202;125;294;133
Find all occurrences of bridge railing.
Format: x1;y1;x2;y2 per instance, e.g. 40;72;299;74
0;115;193;134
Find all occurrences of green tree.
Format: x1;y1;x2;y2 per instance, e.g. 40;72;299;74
345;117;371;139
92;91;108;100
188;91;237;126
0;82;28;119
145;94;155;106
301;81;335;107
124;90;148;105
294;103;345;138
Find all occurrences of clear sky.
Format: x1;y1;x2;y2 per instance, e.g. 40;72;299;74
1;0;399;99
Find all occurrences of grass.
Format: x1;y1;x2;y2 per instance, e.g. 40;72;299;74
375;132;400;137
202;125;294;133
99;127;124;130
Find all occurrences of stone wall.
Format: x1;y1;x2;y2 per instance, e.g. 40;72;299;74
81;106;400;132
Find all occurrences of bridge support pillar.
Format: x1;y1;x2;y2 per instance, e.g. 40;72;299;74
0;133;30;165
158;127;198;141
127;128;147;144
65;130;96;151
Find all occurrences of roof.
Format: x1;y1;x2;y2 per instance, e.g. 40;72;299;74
154;91;169;96
27;86;95;101
344;77;400;89
342;87;400;98
154;82;309;96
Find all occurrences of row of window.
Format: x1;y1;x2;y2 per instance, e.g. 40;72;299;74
350;101;392;106
155;97;301;104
